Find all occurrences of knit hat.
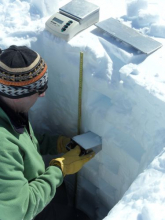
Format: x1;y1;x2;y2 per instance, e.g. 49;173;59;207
0;45;48;99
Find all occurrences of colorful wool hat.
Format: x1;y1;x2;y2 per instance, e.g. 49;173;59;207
0;45;48;98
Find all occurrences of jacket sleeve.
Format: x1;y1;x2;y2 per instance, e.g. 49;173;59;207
0;142;63;220
34;132;59;155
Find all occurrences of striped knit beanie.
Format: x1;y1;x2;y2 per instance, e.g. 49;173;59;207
0;45;48;99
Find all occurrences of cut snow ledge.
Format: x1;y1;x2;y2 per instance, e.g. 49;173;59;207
103;149;165;220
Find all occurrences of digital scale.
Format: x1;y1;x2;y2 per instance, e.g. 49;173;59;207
45;1;100;41
95;18;162;54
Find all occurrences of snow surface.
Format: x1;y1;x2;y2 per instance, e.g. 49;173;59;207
1;0;165;219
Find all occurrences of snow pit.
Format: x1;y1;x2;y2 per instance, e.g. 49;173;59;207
1;0;165;219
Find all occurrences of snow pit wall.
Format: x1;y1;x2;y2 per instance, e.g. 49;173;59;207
29;30;165;220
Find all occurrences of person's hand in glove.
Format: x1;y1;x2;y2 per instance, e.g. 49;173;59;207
57;136;71;153
49;145;95;176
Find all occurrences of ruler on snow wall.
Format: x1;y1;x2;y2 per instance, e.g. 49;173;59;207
78;52;83;135
74;52;84;208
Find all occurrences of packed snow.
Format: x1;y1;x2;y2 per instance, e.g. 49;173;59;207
1;0;165;219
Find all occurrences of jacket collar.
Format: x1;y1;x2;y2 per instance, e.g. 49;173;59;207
0;98;28;134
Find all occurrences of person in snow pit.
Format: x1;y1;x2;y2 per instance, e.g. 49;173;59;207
0;45;95;220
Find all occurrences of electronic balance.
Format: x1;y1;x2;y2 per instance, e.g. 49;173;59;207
45;1;100;41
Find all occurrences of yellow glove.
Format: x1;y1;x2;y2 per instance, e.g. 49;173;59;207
57;136;71;153
50;146;95;176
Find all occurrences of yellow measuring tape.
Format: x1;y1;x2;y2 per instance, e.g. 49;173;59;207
78;52;83;135
74;52;84;208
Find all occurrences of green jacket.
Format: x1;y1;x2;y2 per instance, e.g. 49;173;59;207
0;107;63;220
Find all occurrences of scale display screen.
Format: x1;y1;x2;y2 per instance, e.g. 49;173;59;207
53;17;64;24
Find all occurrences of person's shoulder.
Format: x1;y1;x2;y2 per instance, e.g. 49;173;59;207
0;125;20;153
0;122;15;137
0;110;18;137
0;109;13;132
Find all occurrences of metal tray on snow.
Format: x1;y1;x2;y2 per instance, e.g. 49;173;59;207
95;18;162;54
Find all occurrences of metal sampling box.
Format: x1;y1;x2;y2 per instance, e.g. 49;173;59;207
67;131;102;155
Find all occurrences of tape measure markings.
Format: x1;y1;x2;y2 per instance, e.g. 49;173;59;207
78;52;83;135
